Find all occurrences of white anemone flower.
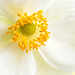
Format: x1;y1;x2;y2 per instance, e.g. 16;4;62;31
0;0;75;75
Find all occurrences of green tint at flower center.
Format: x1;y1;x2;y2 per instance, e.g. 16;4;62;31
19;23;36;36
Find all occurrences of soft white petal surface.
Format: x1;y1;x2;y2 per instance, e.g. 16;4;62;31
22;0;50;15
44;0;75;23
39;0;75;72
0;0;17;23
0;42;36;75
9;0;50;14
33;50;72;75
0;0;50;16
0;23;13;48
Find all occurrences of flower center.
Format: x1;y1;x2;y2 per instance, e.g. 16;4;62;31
6;10;50;53
19;23;36;36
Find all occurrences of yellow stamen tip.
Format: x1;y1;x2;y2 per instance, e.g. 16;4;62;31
18;13;21;16
24;13;27;17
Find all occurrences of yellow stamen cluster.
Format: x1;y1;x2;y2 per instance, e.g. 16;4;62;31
6;10;50;53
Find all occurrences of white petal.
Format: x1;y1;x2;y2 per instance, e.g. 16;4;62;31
45;0;75;23
0;0;18;23
39;0;75;72
23;0;50;15
0;0;20;48
9;0;50;14
49;17;75;48
0;23;13;48
33;50;72;75
0;0;28;14
0;0;18;48
0;15;14;25
39;17;75;72
0;0;50;15
0;42;36;75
